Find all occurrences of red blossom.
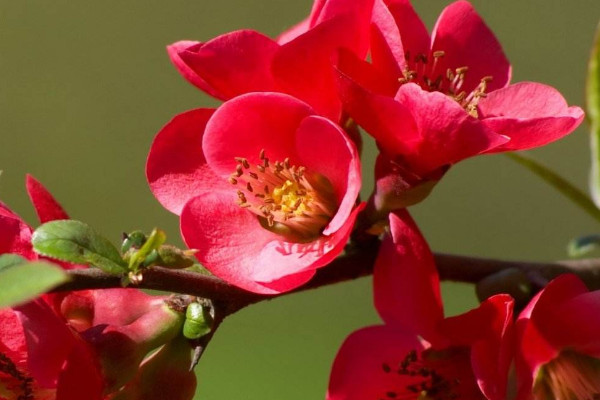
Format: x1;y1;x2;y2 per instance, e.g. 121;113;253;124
167;0;374;121
327;211;514;400
336;0;584;207
0;177;189;400
147;92;362;294
516;274;600;400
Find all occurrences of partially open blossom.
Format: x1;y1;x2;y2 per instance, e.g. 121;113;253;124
336;0;584;209
0;176;103;399
0;177;188;399
147;92;362;294
516;274;600;400
168;0;374;121
327;211;514;400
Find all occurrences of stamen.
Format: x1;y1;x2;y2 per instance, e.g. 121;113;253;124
230;149;337;241
379;349;461;400
399;50;492;118
534;350;600;400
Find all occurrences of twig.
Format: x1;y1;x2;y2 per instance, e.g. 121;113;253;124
52;238;600;316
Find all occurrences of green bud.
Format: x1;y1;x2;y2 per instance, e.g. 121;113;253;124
122;231;148;253
183;303;213;340
156;245;197;269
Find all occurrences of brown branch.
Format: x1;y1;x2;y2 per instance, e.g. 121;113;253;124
52;238;600;315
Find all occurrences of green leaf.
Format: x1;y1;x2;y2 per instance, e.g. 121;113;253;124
32;220;127;275
587;20;600;207
506;152;600;224
128;228;166;271
0;254;27;271
568;234;600;257
0;261;69;308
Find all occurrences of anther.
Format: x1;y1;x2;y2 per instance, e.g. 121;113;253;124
246;182;253;192
228;177;238;185
248;172;258;179
433;50;445;58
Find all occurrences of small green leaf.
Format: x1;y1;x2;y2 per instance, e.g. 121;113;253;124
506;152;600;224
32;220;127;275
587;20;600;207
0;254;27;271
128;228;166;271
568;234;600;257
0;261;69;307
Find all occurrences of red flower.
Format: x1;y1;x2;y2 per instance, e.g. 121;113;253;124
147;92;362;294
337;0;583;206
0;177;188;399
516;274;600;400
327;211;513;400
0;176;103;399
167;0;374;121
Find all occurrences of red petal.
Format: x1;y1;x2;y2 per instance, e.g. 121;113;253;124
273;14;365;120
55;340;103;400
0;308;27;369
15;301;84;388
374;210;443;339
431;0;511;94
479;82;584;151
26;175;69;224
252;204;364;283
167;41;225;100
0;206;35;259
277;17;310;44
294;115;361;235
180;191;315;294
147;108;227;215
337;69;419;155
203;92;313;177
178;30;279;99
467;295;514;400
385;0;430;58
395;83;508;175
327;325;426;400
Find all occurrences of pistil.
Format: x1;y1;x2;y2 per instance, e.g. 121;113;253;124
229;150;337;241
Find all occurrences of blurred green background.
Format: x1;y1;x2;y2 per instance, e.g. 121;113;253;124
1;1;599;398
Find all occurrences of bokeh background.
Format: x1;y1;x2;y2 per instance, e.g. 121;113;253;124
1;1;599;398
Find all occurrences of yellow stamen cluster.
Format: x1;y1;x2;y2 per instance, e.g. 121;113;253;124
229;149;336;241
534;350;600;400
400;50;492;118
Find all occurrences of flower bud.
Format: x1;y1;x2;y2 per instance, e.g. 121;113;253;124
108;336;196;400
82;300;185;394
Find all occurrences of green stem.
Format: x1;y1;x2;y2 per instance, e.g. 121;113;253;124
505;152;600;224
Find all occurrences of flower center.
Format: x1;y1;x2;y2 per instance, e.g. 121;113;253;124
380;349;461;400
0;352;34;400
400;50;491;118
533;349;600;400
229;149;337;242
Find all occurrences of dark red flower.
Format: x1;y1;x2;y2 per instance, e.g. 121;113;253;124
327;211;514;400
